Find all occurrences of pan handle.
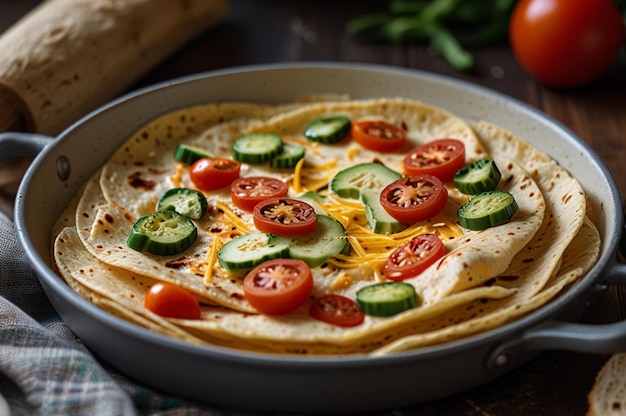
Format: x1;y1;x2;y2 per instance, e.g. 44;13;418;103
0;132;54;159
486;259;626;369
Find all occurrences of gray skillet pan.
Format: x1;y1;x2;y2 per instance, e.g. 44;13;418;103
2;63;626;414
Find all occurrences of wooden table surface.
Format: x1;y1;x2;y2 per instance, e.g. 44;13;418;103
1;1;625;415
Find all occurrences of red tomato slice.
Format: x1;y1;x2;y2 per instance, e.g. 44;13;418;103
144;282;201;319
190;157;241;191
243;258;314;315
253;197;318;236
382;234;446;281
380;174;448;223
309;294;365;327
403;138;465;182
351;120;408;152
230;176;289;211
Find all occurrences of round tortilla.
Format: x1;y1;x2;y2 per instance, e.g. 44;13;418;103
52;97;597;355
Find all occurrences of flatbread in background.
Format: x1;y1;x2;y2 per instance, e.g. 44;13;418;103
588;353;626;415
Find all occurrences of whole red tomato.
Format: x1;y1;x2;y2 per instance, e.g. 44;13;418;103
509;0;624;87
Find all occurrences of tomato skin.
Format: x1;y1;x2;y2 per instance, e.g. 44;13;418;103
509;0;625;88
403;139;465;182
383;234;446;281
144;282;202;319
380;174;448;223
309;294;365;327
230;176;288;211
190;157;241;191
253;197;318;236
351;120;408;152
243;259;314;315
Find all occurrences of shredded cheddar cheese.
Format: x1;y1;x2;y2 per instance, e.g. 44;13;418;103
169;163;185;188
215;200;251;234
319;192;463;275
204;236;223;284
292;158;305;194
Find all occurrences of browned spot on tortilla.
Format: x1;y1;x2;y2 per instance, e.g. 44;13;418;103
104;213;114;223
562;193;573;204
165;257;190;269
127;171;156;191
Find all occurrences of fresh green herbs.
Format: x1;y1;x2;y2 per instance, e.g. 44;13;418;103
346;0;517;71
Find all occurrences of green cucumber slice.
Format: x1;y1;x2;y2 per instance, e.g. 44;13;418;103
269;142;306;169
329;162;406;234
127;210;197;256
174;144;214;165
356;282;418;317
274;215;349;267
217;231;290;276
232;133;284;164
304;115;351;144
157;188;208;220
295;192;327;215
457;190;518;231
454;158;501;195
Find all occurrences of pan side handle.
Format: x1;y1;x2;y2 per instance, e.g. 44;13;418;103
0;132;53;159
486;260;626;369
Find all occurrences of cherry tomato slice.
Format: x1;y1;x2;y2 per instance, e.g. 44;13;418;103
351;120;408;152
309;294;365;327
144;282;201;319
403;138;465;182
253;197;318;236
230;176;289;211
380;174;448;223
190;157;241;191
243;258;314;315
382;234;446;281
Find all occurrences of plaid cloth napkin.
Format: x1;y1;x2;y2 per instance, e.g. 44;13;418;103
0;211;232;416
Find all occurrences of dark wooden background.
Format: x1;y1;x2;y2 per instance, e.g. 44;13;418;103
1;1;626;415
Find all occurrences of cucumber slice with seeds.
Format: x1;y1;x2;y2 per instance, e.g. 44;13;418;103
304;116;351;144
270;142;306;169
174;144;214;165
157;188;208;220
217;231;290;276
127;210;197;256
454;158;501;195
330;162;406;234
233;133;284;164
356;282;418;317
274;214;349;267
457;190;518;231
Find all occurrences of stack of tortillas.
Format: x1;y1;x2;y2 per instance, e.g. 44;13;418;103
0;0;228;135
588;354;626;415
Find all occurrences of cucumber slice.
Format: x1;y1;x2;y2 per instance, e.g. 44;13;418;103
269;142;306;169
457;190;518;231
274;215;349;267
127;210;197;256
217;231;290;276
157;188;208;220
295;191;327;215
454;158;501;195
356;282;418;317
329;162;406;234
174;144;214;165
304;115;351;144
232;133;284;164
